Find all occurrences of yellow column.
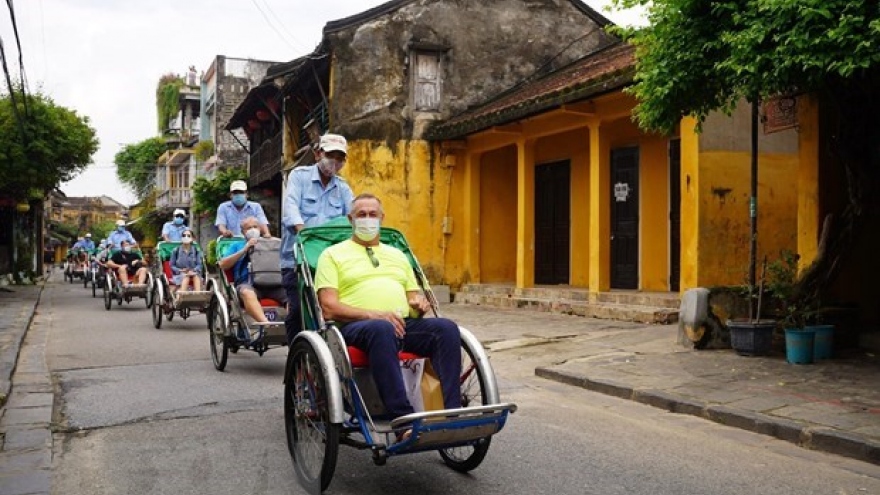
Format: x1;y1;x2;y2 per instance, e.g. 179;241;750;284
588;120;610;293
679;117;700;290
516;138;535;288
463;151;481;283
570;146;590;287
797;95;820;271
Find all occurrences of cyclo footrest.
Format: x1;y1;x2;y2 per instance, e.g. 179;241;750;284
385;403;517;454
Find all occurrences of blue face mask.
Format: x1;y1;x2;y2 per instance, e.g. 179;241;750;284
232;194;247;207
173;217;184;225
117;226;125;232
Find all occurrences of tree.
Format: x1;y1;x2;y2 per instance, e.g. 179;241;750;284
0;90;98;200
614;0;880;306
114;137;167;202
156;73;184;134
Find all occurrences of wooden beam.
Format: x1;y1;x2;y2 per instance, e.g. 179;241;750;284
489;123;523;135
561;101;596;116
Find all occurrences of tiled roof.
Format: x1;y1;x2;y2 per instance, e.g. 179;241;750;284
427;42;635;140
324;0;611;34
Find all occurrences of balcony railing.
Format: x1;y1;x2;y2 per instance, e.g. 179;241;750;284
156;188;192;209
249;134;283;186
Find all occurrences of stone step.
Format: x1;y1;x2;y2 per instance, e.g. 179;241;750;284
454;292;679;325
459;284;680;311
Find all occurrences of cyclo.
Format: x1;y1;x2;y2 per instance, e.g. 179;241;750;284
150;241;216;329
207;236;287;371
102;246;154;310
284;222;516;493
64;248;88;284
87;248;107;296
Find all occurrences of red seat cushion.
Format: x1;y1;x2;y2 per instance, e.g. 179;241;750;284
162;261;174;281
347;346;422;368
259;298;281;307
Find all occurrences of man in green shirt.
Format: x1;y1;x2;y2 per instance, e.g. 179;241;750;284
314;193;461;421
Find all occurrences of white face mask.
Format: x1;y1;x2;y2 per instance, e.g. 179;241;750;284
182;236;193;245
245;227;261;240
318;157;343;177
353;217;380;241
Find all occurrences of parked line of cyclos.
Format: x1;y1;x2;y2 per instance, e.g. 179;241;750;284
61;225;516;493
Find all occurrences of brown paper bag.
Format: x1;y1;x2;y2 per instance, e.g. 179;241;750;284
420;359;445;411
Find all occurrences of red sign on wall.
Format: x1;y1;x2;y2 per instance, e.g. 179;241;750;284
762;96;798;134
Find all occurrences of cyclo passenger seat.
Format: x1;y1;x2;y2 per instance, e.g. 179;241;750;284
245;237;283;308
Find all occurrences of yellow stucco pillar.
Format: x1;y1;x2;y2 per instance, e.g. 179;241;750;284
463;151;482;283
797;95;820;271
588;119;610;293
516;138;535;288
679;117;700;290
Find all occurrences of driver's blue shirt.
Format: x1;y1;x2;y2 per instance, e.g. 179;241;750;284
280;164;353;269
108;229;136;248
214;201;268;237
81;239;95;251
162;221;187;241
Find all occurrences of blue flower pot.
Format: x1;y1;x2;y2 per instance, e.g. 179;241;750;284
809;324;834;360
785;328;815;364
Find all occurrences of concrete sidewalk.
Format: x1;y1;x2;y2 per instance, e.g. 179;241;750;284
0;274;51;495
442;303;880;466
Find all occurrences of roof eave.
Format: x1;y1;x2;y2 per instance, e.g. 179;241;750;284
427;70;634;141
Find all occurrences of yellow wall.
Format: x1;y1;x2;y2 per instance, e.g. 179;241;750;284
479;146;517;282
796;95;820;270
694;152;798;287
640;135;671;291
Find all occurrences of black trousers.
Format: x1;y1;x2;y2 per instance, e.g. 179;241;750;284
282;268;301;345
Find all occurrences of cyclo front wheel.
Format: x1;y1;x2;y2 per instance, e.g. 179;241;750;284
208;297;228;371
438;340;492;472
285;340;339;493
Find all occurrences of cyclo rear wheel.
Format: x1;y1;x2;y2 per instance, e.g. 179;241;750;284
285;340;339;493
438;340;492;472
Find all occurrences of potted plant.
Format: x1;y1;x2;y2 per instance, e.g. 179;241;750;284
727;257;776;356
767;250;832;363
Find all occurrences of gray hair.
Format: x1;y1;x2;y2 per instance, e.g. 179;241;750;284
351;193;383;214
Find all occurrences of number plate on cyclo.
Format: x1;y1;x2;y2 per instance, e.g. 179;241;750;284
263;310;278;321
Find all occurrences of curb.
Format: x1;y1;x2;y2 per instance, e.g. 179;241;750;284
0;280;47;409
535;366;880;466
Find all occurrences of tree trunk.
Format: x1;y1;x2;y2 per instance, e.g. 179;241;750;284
793;72;880;308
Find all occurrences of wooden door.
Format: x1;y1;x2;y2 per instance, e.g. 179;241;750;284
611;148;639;289
535;161;570;285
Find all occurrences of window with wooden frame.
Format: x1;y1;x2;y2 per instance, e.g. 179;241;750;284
412;51;442;112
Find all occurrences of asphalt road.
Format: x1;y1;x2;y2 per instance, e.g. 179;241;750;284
43;280;880;495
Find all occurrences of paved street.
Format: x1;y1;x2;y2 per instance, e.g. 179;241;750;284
1;273;880;494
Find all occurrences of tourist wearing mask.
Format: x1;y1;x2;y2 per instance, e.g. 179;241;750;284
169;229;203;297
218;217;285;337
107;239;147;285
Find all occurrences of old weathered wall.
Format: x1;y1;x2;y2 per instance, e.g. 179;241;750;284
327;0;615;141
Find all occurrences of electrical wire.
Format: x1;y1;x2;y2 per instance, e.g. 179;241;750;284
0;35;28;147
6;0;30;116
249;0;305;53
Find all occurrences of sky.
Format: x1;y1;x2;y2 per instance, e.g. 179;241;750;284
1;0;646;207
